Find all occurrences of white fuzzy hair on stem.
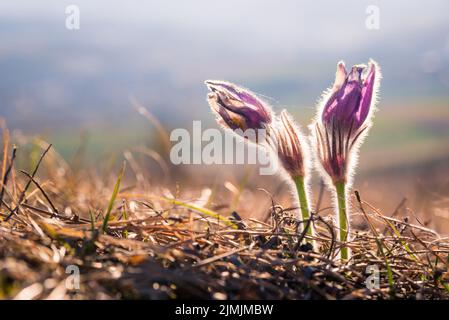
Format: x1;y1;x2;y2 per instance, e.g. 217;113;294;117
270;110;314;235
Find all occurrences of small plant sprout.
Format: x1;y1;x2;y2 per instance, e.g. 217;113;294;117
274;110;313;236
311;59;381;260
205;80;273;142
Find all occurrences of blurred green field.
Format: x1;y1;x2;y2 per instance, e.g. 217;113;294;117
29;98;448;176
294;98;449;172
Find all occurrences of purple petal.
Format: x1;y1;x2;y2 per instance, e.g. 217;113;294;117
322;66;364;128
205;80;272;130
356;62;376;127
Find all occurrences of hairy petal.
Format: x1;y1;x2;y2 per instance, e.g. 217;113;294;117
205;80;272;131
274;110;306;178
322;66;364;130
356;61;377;127
315;60;381;185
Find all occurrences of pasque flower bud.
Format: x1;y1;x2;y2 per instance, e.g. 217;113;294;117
271;110;313;236
274;110;308;179
313;60;380;184
205;80;273;133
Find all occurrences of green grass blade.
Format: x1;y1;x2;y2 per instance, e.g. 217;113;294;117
122;201;129;238
102;161;126;234
163;197;238;229
383;218;418;262
375;238;394;295
89;211;96;233
230;169;251;212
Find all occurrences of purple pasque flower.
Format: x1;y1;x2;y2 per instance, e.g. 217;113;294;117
274;110;308;178
314;60;380;184
205;80;273;132
322;60;377;131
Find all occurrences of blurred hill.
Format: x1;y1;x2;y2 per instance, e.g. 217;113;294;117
0;0;448;172
1;1;449;126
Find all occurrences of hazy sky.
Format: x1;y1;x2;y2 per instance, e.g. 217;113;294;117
1;1;448;56
0;0;448;128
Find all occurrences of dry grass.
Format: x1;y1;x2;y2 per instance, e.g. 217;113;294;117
1;120;449;300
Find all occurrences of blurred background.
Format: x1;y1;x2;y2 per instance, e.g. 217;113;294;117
1;1;448;229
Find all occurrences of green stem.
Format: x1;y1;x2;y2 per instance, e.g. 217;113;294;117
335;181;348;260
294;176;312;236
